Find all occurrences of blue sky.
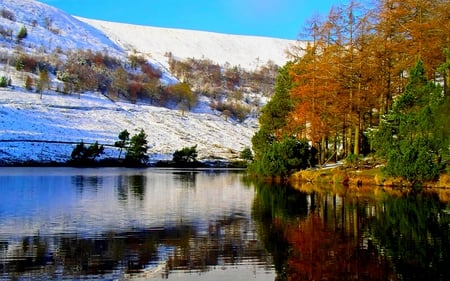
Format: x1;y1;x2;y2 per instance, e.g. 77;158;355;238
39;0;349;39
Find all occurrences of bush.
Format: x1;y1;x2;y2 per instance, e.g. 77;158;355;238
0;76;11;87
173;145;198;165
17;25;27;40
70;141;104;165
24;75;33;91
249;137;314;178
239;147;254;161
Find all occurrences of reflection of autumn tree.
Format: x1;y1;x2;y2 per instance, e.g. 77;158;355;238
284;214;397;281
251;181;401;281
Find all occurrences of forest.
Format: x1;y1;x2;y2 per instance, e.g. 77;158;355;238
251;0;450;183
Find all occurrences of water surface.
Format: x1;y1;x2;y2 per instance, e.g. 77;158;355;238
0;167;274;280
1;168;450;280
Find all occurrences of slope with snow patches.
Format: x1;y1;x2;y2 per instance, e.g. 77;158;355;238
0;0;296;164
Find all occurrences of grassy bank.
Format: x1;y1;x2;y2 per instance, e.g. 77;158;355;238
291;166;450;189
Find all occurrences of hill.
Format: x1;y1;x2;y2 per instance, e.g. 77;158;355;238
0;0;296;165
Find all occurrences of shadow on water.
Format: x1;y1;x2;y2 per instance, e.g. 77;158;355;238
250;180;450;281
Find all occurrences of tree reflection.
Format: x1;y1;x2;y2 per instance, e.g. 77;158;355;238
367;192;450;280
174;171;197;188
250;181;450;280
129;174;145;200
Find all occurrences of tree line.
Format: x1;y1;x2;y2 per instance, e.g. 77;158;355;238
251;0;450;184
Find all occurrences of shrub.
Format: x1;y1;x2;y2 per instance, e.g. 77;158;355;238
240;147;254;161
17;25;27;40
0;76;10;87
24;75;33;91
249;137;314;178
173;145;198;165
70;141;104;165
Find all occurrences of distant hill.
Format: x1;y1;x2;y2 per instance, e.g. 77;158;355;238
78;17;295;70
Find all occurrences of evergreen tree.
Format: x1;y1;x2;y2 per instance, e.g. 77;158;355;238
114;129;130;159
252;62;294;160
70;141;104;165
374;60;445;184
250;137;313;178
125;129;148;165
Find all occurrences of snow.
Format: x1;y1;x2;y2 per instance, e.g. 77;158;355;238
0;86;258;164
0;0;124;57
0;0;298;164
78;17;296;70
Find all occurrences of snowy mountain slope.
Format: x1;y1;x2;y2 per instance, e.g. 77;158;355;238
78;17;296;70
0;0;298;164
0;0;123;57
0;87;256;164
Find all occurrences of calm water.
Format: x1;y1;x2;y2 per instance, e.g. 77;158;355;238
0;168;450;280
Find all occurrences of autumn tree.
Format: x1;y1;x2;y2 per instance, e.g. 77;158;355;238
166;82;197;114
37;68;50;99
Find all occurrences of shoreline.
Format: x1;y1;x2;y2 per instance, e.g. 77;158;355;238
290;166;450;189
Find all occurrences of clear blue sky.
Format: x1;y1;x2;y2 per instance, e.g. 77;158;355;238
39;0;349;39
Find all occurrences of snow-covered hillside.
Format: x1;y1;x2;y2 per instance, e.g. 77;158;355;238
0;0;123;57
0;0;297;164
0;87;257;164
79;17;295;70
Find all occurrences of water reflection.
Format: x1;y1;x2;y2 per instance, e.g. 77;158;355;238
251;181;450;281
0;168;274;280
3;167;449;280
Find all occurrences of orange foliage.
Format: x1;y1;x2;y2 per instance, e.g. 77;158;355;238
283;214;397;281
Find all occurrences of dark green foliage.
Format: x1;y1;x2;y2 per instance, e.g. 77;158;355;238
258;62;294;133
70;141;104;165
249;137;313;178
114;129;130;159
173;145;198;165
125;129;148;166
239;147;254;161
368;193;450;280
252;63;294;162
374;60;447;184
0;76;10;87
122;129;148;166
16;25;27;40
249;63;311;178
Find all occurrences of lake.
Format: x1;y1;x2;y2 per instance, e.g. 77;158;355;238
0;168;449;280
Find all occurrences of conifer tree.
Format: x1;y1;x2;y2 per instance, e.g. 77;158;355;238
374;60;445;184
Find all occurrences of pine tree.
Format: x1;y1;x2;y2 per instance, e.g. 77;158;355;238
125;129;148;165
114;129;130;159
374;60;444;184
